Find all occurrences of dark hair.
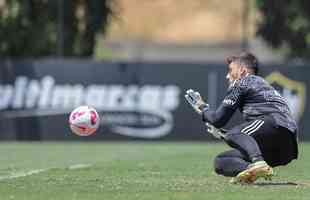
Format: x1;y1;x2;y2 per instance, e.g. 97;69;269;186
226;52;259;75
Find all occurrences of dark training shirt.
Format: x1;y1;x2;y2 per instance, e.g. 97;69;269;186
202;75;298;135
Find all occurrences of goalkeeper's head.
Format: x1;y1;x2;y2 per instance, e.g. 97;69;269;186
226;52;259;75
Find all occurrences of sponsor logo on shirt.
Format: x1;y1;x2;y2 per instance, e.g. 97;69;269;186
223;98;236;106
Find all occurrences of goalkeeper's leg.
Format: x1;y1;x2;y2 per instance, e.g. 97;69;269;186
224;129;264;163
214;149;250;177
213;122;266;176
215;119;273;183
214;149;273;184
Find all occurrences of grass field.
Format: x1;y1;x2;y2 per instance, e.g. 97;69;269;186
0;142;309;200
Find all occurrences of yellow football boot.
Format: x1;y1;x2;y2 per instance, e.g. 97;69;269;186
233;161;273;184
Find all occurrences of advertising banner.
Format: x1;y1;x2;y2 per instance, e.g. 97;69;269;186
0;60;308;140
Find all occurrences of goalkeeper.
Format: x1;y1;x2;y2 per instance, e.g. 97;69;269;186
185;52;298;184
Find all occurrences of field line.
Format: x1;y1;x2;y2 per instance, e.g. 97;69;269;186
68;163;92;169
0;163;92;181
0;168;48;181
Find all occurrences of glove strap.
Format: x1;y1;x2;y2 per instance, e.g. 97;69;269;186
199;103;209;112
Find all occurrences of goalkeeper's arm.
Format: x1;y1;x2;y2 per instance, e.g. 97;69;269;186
184;88;236;128
185;88;232;140
202;104;235;128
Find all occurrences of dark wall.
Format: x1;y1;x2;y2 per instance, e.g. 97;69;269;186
0;60;308;140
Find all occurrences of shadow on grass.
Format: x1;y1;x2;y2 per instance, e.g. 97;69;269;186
254;181;308;187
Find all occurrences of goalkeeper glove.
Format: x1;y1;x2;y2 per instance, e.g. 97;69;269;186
184;89;209;115
205;123;227;140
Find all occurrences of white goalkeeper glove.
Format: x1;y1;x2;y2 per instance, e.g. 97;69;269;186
184;89;209;115
205;123;227;140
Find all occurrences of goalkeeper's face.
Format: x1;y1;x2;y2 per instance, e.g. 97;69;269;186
226;62;248;85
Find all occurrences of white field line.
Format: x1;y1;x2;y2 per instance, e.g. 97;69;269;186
0;168;48;180
0;163;92;181
68;164;92;170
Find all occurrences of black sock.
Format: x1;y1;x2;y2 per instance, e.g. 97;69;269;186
251;156;264;163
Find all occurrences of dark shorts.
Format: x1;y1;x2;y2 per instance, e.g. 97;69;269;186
229;115;298;167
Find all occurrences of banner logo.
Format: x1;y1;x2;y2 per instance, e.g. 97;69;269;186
0;76;181;138
265;72;306;121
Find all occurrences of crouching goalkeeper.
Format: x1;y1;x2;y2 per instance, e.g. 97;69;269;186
185;52;298;184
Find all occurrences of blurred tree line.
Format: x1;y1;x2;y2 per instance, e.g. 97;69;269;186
256;0;310;59
0;0;114;57
2;0;310;59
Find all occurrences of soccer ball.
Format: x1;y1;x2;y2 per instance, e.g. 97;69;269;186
69;106;100;136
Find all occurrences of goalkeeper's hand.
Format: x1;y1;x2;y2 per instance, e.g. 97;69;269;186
205;123;227;140
184;89;209;115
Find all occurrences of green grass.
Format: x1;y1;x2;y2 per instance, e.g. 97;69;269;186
0;142;309;200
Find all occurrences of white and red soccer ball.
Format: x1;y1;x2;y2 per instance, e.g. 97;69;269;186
69;106;100;136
